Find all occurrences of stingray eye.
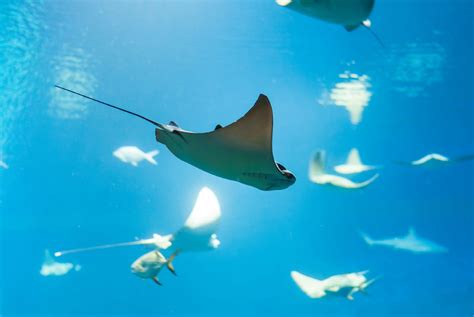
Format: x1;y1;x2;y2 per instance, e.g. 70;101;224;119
284;171;295;180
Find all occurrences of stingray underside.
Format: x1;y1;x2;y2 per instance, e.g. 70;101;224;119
156;95;284;190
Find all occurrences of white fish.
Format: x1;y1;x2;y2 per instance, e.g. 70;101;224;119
113;146;159;166
291;270;376;300
55;86;295;191
54;187;221;285
0;160;8;169
334;148;376;175
360;228;448;253
276;0;374;32
130;250;178;285
309;151;378;189
40;250;80;277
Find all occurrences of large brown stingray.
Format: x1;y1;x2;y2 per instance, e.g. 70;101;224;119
55;86;296;190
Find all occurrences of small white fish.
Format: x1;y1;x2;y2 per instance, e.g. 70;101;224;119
40;250;80;277
360;228;448;253
334;148;377;175
309;151;378;189
113;146;159;167
291;270;376;300
131;250;178;285
0;160;8;169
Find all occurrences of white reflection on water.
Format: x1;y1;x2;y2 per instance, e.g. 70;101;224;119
49;46;97;119
388;42;445;97
0;0;45;158
328;71;372;125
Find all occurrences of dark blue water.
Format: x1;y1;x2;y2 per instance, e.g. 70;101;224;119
1;0;473;316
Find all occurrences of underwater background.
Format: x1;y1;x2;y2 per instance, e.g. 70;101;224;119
1;0;473;316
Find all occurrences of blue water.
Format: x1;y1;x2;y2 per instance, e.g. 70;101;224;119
1;0;473;316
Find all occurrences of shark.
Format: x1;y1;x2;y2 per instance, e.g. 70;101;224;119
334;148;377;175
113;146;159;166
276;0;375;32
54;187;221;285
291;270;376;300
309;150;378;189
54;85;296;191
360;228;448;253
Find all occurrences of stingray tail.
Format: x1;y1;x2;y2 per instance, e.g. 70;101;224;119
360;231;374;245
54;85;165;129
53;237;160;257
145;150;159;165
361;22;385;48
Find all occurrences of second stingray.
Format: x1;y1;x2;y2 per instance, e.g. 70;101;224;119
55;86;296;191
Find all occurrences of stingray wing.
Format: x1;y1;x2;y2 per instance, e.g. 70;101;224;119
171;187;221;251
213;94;273;153
291;271;326;299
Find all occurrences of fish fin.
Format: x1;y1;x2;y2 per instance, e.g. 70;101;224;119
152;276;162;286
166;251;179;276
344;24;360;32
347;148;362;165
145;150;159;165
361;277;378;292
131;161;138;167
347;288;357;300
407;227;416;237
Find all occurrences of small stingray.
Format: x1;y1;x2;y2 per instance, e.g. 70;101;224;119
291;270;377;300
40;250;80;277
334;148;377;175
54;187;221;285
113;146;159;166
360;228;448;253
55;86;295;191
397;153;474;168
309;151;378;189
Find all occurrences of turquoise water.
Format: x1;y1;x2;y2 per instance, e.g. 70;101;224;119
1;0;473;316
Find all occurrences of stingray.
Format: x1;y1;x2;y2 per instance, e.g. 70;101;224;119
55;85;296;191
276;0;384;46
40;249;81;277
54;187;221;285
397;153;474;168
334;148;377;175
291;270;377;300
309;151;378;189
